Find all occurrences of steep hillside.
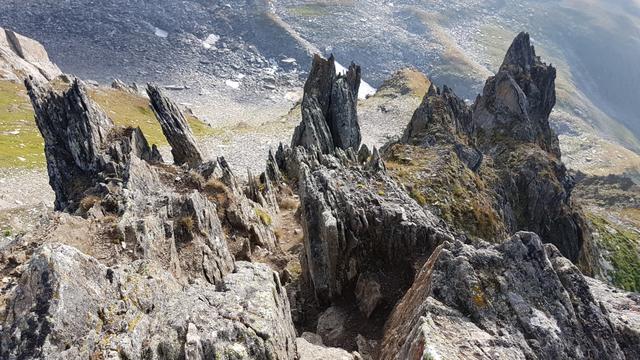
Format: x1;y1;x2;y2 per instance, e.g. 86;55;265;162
273;0;640;178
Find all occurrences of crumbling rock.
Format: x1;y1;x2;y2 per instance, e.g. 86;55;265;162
379;232;639;360
147;84;204;168
291;55;362;153
1;244;296;360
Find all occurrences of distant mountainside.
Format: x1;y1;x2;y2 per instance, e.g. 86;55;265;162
2;0;639;179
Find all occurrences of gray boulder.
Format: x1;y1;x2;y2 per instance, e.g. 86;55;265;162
1;244;296;360
378;232;639;359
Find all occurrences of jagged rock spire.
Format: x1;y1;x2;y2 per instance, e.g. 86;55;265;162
147;84;204;167
472;32;559;157
26;77;113;210
401;83;472;146
291;54;362;153
26;77;163;212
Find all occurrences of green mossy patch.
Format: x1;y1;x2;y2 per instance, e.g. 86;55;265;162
385;144;506;240
255;208;272;226
589;214;640;292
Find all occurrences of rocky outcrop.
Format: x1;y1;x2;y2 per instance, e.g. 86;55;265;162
25;77;234;284
400;84;482;171
472;32;559;157
290;145;450;306
291;55;361;153
0;27;61;81
390;32;592;268
26;77;162;212
379;232;639;360
1;244;296;360
147;84;204;167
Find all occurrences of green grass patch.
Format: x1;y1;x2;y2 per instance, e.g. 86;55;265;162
254;208;272;226
589;214;640;292
0;80;216;169
0;81;46;168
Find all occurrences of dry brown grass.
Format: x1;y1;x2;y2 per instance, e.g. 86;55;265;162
278;196;299;210
79;195;101;212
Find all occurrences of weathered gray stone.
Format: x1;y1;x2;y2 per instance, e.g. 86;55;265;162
0;244;296;360
316;306;348;347
0;27;61;81
291;55;361;153
291;146;451;306
355;272;383;318
379;232;638;360
472;32;559;157
147;84;204;168
296;337;358;360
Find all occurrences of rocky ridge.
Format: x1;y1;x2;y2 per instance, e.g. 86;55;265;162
385;32;594;271
1;32;639;360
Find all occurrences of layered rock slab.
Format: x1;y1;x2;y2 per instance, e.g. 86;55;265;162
1;244;297;360
379;232;639;360
147;84;204;168
290;146;451;306
291;54;362;153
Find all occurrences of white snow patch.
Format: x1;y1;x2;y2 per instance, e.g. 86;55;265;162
225;80;241;89
334;61;377;99
281;57;297;64
154;27;168;38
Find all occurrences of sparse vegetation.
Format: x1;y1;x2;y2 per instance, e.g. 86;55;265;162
385;144;506;240
174;215;196;244
589;214;640;292
0;80;216;169
255;208;272;226
79;195;101;212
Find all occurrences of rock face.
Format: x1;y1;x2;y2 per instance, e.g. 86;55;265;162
147;84;204;167
1;244;296;360
291;54;362;153
474;32;559;157
0;27;61;81
286;145;450;306
26;77;161;212
379;232;640;360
